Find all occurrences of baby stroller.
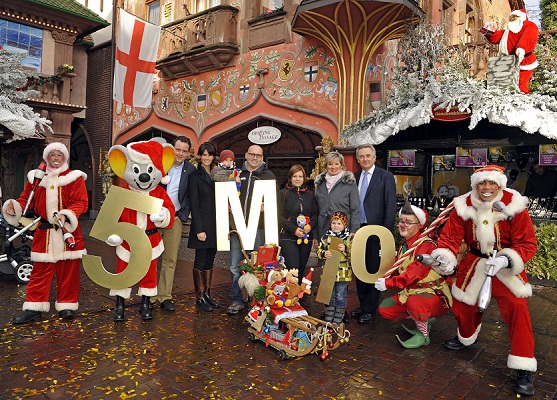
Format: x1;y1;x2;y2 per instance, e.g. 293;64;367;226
0;213;38;284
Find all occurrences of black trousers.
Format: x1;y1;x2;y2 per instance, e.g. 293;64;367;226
279;238;312;284
354;230;381;314
193;248;217;271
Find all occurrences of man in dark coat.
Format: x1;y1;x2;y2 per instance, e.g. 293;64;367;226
351;144;397;324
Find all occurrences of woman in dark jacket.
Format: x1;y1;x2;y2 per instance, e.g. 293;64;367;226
278;165;319;284
188;142;219;312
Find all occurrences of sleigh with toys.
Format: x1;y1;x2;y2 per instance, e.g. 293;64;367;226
232;231;350;360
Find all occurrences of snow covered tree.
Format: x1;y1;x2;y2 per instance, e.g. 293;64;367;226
0;49;51;141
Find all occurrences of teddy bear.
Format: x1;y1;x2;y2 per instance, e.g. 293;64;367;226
106;139;176;322
296;214;310;245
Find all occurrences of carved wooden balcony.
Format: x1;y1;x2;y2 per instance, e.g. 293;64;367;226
157;5;240;79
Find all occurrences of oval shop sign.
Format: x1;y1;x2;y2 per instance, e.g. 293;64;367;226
248;126;281;145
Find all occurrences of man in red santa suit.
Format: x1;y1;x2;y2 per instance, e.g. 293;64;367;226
430;165;538;396
3;142;88;324
483;9;539;94
106;140;175;322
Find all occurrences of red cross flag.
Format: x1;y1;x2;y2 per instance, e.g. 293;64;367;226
113;8;161;108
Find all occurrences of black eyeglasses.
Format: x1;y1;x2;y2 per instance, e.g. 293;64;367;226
247;153;263;159
398;219;420;226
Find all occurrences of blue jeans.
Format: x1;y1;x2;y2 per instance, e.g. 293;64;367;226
229;228;265;304
329;281;348;309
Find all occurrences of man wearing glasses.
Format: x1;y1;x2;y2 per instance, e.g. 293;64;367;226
227;145;276;314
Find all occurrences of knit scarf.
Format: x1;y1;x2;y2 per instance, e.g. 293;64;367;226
325;170;345;192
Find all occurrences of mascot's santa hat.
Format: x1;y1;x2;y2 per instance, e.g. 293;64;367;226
470;165;507;189
126;140;171;185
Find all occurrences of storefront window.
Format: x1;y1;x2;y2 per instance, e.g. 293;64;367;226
0;18;42;71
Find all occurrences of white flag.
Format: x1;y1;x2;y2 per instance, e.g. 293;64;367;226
113;9;161;108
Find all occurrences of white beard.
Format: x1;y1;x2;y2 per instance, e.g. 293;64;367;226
508;19;523;34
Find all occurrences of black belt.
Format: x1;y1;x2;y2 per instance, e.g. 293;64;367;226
39;219;58;230
524;51;533;57
145;228;158;236
469;247;489;258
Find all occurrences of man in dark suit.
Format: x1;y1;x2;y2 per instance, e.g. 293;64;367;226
152;136;196;311
352;144;397;324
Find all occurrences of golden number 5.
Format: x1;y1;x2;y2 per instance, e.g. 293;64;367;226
82;186;163;289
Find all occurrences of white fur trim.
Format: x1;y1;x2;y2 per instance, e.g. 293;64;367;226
239;273;261;296
55;301;78;311
470;170;507;189
510;9;527;22
2;199;22;226
457;324;482;345
161;176;170;185
127;143;153;164
138;287;157;297
497;248;525;275
430;248;457;275
58;209;78;233
22;301;50;312
451;260;489;305
508;354;537;372
31;249;86;263
116;240;164;262
110;288;132;299
520;60;539;70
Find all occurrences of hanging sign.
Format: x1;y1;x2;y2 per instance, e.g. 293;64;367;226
432;104;471;122
539;144;557;166
389;150;415;167
456;147;487;167
248;126;281;145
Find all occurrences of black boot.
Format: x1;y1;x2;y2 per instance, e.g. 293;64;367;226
114;296;125;322
13;310;42;324
202;269;220;308
514;370;534;396
194;269;212;312
139;295;153;321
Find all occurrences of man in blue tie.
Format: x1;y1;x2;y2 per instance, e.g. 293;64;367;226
351;144;397;324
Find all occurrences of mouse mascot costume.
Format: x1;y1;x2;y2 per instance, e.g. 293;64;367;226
107;140;175;321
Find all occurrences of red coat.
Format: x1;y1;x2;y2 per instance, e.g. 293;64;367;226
488;20;539;71
432;189;537;305
115;185;175;263
3;168;88;263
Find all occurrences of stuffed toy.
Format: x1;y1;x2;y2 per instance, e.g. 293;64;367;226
296;214;310;245
106;139;176;322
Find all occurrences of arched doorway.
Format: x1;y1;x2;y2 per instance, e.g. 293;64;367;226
70;124;93;212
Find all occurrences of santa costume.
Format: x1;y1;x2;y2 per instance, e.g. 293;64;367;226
3;142;88;321
108;141;175;321
487;9;539;94
431;165;537;395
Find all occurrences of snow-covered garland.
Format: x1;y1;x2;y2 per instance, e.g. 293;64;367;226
341;21;557;145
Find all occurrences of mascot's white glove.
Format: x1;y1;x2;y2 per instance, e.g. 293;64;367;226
516;48;525;63
107;234;123;246
374;278;387;292
485;256;508;276
150;208;167;223
435;254;455;275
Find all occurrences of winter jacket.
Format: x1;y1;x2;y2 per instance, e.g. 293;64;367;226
278;183;319;241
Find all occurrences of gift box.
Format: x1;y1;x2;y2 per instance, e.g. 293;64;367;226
258;245;278;264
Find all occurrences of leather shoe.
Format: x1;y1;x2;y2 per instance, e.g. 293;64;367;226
351;307;365;318
161;299;176;312
443;336;477;350
58;309;74;320
358;313;373;324
514;370;534;396
343;310;350;323
13;310;42;324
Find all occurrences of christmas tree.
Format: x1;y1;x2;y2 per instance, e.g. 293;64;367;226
0;49;52;141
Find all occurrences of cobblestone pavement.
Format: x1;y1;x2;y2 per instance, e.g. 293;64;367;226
0;219;556;399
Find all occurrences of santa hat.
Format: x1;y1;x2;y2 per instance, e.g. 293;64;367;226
127;140;170;185
330;211;348;228
43;142;69;173
470;165;507;189
399;201;428;226
302;268;314;286
511;9;527;22
219;149;235;162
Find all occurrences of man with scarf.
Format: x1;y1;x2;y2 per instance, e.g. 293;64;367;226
430;165;538;396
